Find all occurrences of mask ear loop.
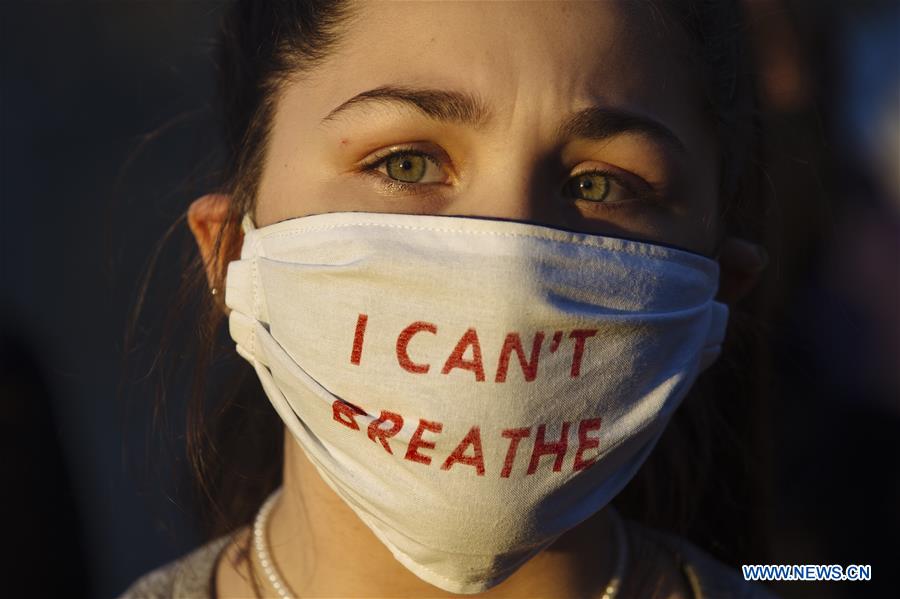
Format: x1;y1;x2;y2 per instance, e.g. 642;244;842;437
211;210;253;299
242;213;257;234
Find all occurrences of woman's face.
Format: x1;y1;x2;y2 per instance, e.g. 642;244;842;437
255;0;720;256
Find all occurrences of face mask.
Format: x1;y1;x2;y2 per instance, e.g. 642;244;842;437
225;211;728;594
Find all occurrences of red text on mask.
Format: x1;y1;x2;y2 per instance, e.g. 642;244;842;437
349;313;597;381
332;399;602;477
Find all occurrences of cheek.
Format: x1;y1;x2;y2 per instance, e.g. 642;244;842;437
588;142;719;255
255;139;349;226
625;140;718;255
667;122;721;254
648;173;717;255
257;162;443;226
675;150;721;256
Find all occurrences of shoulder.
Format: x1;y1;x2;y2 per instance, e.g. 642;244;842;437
116;536;231;599
634;524;781;599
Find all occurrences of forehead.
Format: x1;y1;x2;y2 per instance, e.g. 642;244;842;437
297;0;700;130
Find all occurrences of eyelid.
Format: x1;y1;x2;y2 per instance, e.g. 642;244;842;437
571;162;647;191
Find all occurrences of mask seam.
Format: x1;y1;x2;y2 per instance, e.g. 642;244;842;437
243;263;721;328
255;223;716;265
250;233;265;357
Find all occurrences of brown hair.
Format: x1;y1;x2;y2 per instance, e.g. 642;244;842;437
127;0;772;579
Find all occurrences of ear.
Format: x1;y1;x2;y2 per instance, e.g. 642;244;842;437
715;236;769;304
187;193;239;294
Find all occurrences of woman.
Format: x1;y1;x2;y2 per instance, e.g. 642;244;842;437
122;1;776;597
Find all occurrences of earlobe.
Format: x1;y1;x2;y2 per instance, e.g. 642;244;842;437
715;236;769;304
187;193;237;292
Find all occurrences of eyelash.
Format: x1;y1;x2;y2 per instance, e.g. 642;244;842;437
358;145;650;204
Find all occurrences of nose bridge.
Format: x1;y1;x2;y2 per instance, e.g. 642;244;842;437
449;138;559;225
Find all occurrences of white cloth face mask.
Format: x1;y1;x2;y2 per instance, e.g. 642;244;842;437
225;211;729;594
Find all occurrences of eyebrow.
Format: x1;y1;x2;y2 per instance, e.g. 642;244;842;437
321;85;491;128
321;85;686;152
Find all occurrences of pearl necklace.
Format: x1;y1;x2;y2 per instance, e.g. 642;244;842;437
601;505;629;599
253;488;629;599
253;489;294;599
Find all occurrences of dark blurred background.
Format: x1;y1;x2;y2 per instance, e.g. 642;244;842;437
0;1;897;598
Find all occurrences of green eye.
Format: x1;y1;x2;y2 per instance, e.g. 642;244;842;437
568;172;611;202
385;153;428;183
